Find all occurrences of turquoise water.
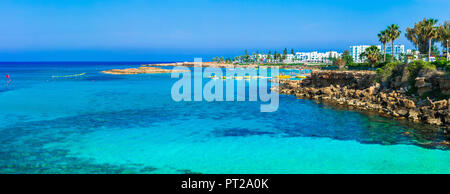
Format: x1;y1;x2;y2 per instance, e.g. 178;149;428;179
0;62;449;174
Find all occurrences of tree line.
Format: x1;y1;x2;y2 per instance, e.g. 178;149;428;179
350;18;449;69
212;48;297;64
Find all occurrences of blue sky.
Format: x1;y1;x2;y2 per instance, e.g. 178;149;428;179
0;0;449;61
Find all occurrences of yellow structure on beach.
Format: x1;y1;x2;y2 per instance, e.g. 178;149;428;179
274;75;291;79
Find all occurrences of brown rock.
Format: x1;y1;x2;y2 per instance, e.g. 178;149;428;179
439;76;450;95
396;109;409;117
401;99;416;108
408;109;420;122
432;100;448;110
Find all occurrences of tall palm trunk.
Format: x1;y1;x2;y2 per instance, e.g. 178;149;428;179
383;43;386;62
428;38;432;61
391;41;395;61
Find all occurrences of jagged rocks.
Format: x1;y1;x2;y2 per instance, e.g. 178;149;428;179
400;98;416;108
432;100;448;110
301;70;376;89
415;77;433;96
408;109;420;122
439;76;450;95
275;70;450;127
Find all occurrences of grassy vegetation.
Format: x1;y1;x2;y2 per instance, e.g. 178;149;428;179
430;58;450;72
405;60;437;95
374;60;449;99
375;62;403;82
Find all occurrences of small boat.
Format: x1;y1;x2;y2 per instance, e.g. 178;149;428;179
52;73;86;78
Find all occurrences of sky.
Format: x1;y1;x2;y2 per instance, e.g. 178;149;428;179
0;0;449;61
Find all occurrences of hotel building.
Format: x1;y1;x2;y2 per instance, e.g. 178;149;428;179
294;51;340;63
350;45;382;63
384;45;405;60
351;44;405;62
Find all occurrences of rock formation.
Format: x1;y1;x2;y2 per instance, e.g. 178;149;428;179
101;66;189;75
274;70;450;130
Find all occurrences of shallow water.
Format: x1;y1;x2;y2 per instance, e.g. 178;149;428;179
0;62;449;174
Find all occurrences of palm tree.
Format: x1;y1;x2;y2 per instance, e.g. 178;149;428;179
387;24;401;61
420;18;439;61
378;30;389;62
406;19;436;56
438;21;449;60
282;48;288;61
360;45;382;68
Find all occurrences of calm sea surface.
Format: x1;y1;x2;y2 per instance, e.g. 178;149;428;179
0;62;449;174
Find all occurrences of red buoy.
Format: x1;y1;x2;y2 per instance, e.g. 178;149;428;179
6;74;9;79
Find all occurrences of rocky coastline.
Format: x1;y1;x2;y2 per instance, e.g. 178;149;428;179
273;70;450;133
101;66;189;75
142;61;322;69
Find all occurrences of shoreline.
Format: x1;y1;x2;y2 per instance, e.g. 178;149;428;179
101;66;189;75
142;61;325;69
273;70;450;134
102;61;324;75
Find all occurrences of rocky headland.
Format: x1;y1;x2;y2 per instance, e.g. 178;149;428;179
101;66;189;75
142;62;321;69
143;62;242;68
273;69;450;132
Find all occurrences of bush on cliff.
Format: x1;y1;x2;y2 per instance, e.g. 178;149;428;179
405;60;437;96
375;62;403;82
431;59;450;72
406;60;436;77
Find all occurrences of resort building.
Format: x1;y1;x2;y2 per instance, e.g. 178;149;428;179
350;45;382;63
351;44;406;62
325;51;340;59
384;44;405;59
294;51;341;63
285;54;295;61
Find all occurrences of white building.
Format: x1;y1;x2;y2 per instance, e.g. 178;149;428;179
325;51;340;59
294;51;340;63
351;44;406;63
350;45;382;63
384;44;405;59
285;54;295;61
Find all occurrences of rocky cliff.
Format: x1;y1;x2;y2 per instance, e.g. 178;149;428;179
275;70;450;131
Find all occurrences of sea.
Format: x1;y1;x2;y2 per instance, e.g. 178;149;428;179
0;62;448;174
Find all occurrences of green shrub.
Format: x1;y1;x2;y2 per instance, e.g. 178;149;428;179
406;60;436;76
347;62;371;67
431;59;450;72
405;60;437;96
375;62;402;82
